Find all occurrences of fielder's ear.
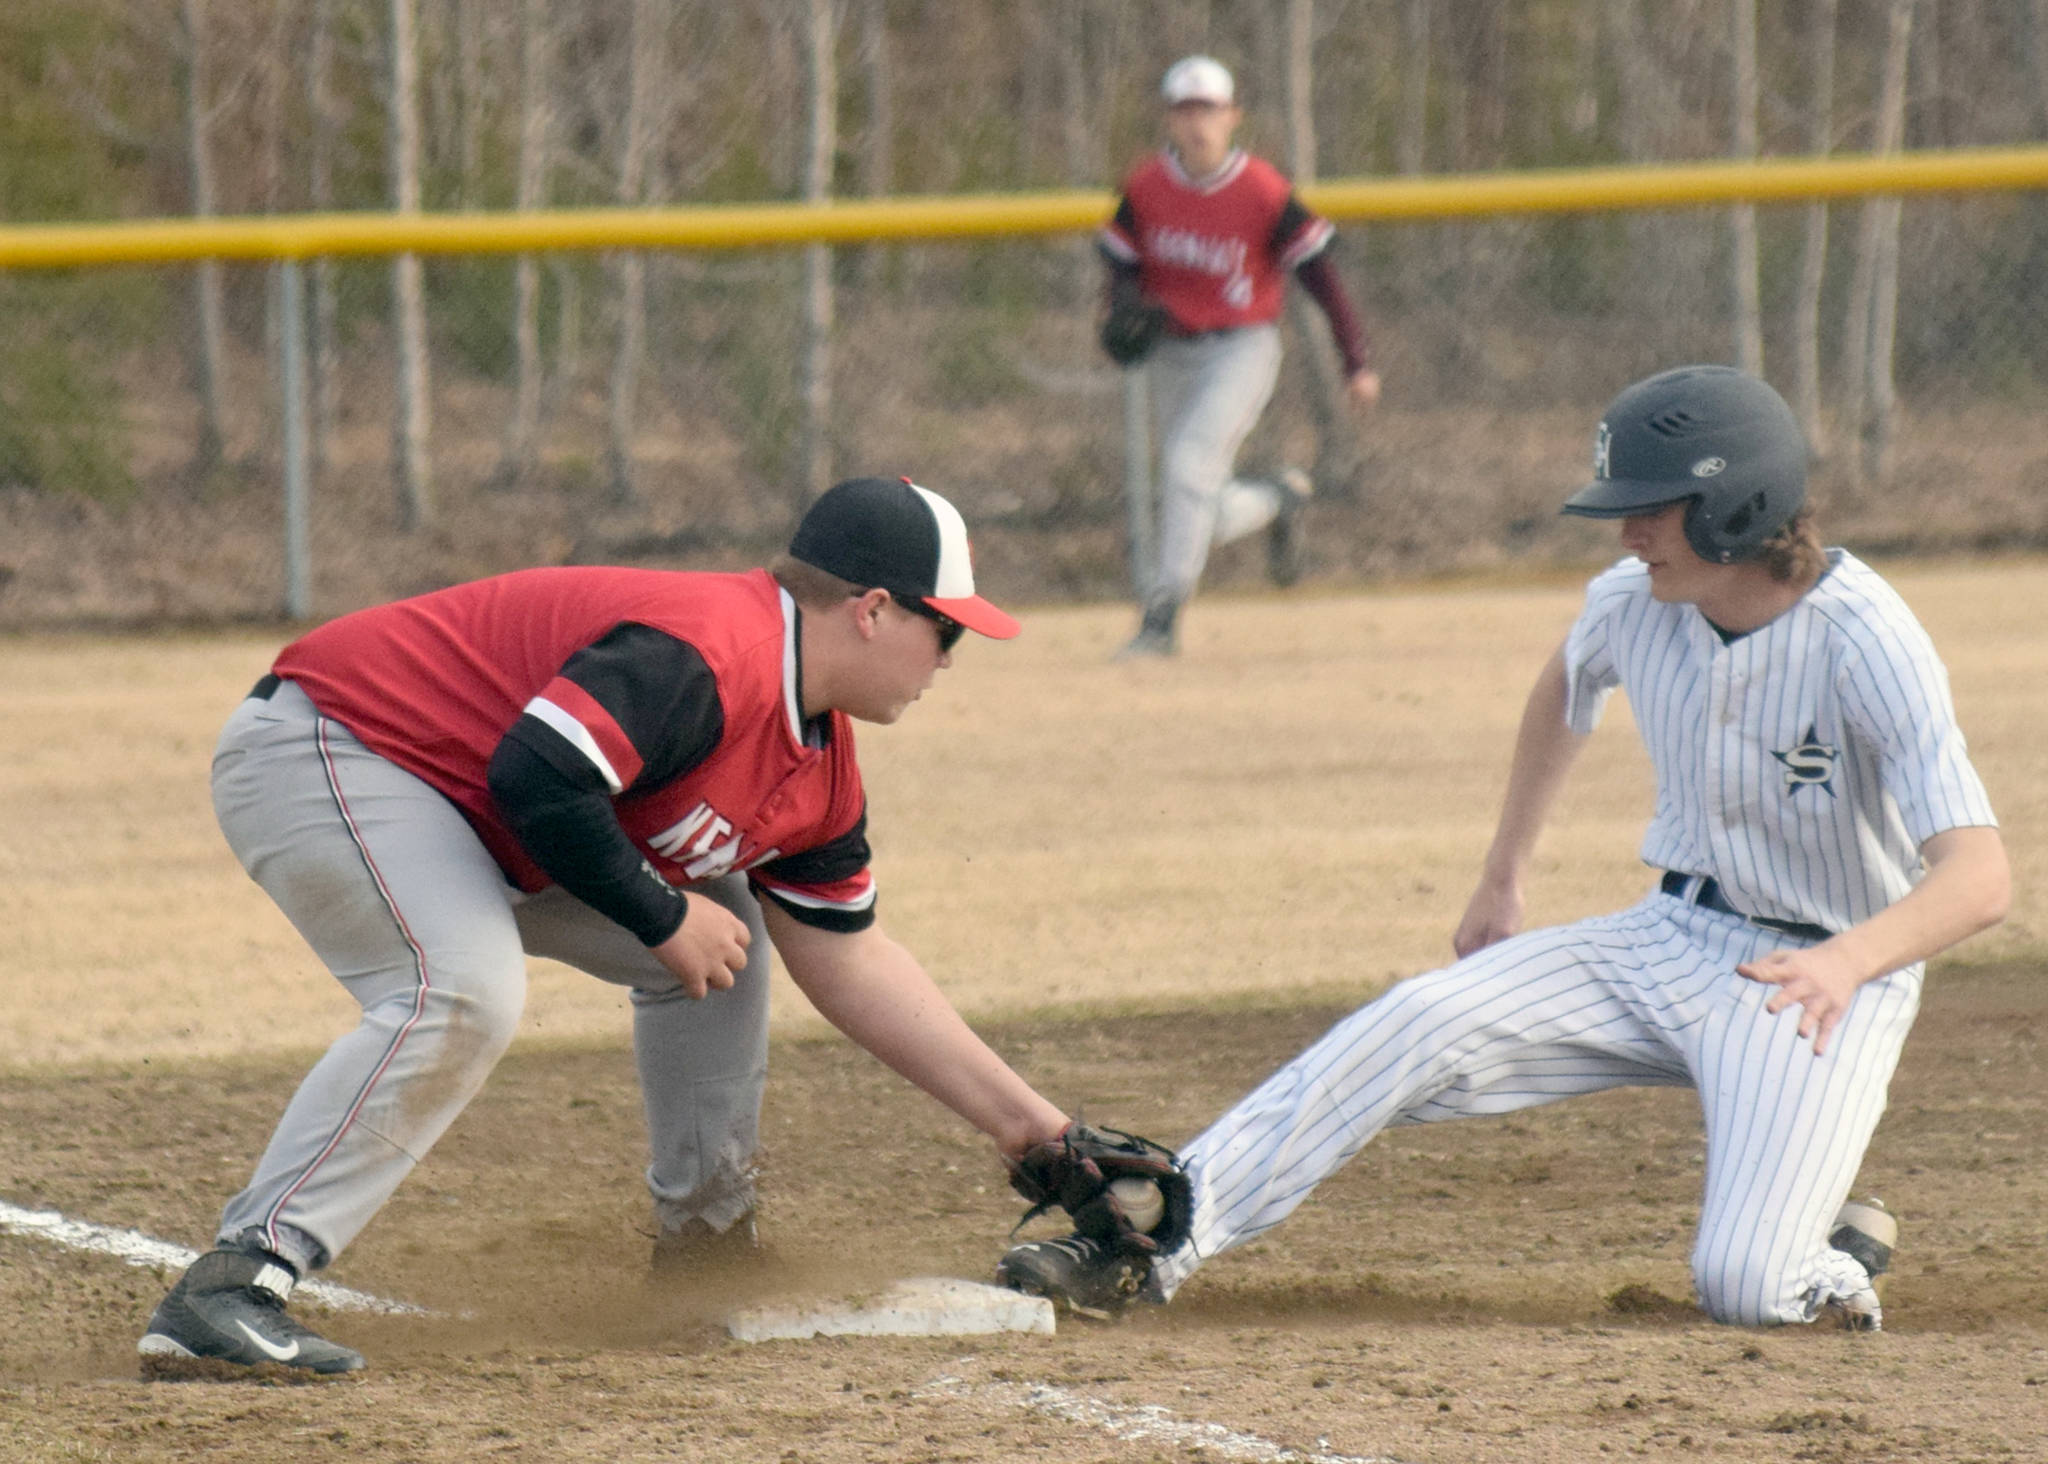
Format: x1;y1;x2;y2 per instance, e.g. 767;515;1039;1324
849;586;891;640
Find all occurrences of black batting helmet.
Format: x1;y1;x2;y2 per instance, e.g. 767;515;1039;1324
1561;365;1806;564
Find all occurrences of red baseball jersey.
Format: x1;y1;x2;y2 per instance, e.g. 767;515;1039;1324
273;567;874;923
1100;149;1335;333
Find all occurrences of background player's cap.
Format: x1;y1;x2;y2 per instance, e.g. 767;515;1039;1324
789;476;1021;640
1162;55;1234;106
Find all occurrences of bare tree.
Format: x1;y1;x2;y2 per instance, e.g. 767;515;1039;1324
1840;0;1913;481
1792;0;1837;457
1049;0;1105;313
455;0;486;207
388;0;434;530
1911;0;1945;146
308;0;343;482
1730;0;1763;376
799;0;839;505
1395;0;1431;175
2027;0;2048;134
490;0;551;491
1604;0;1707;358
176;0;228;479
1863;0;1917;479
606;0;665;506
856;0;894;289
1276;0;1350;492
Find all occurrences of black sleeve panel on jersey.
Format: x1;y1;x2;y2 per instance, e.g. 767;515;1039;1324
553;622;727;790
481;623;725;947
486;735;689;946
1107;195;1142;244
1268;193;1329;260
750;806;876;933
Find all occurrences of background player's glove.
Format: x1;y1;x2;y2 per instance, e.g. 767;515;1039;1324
1006;1121;1192;1257
1099;299;1170;367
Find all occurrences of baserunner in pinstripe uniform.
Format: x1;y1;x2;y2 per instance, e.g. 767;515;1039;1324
999;366;2009;1329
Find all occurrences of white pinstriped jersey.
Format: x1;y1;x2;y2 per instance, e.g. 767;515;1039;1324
1147;544;1993;1325
1564;549;1997;935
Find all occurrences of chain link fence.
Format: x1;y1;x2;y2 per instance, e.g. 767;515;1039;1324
4;186;2048;626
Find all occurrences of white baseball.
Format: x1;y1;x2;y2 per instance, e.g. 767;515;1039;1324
1108;1176;1165;1233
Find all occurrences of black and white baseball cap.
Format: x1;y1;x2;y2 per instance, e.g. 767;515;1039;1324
788;476;1021;640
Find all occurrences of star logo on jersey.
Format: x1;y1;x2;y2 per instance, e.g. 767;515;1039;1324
1772;724;1839;798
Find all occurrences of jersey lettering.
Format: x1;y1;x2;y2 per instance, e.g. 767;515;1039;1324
1147;225;1248;281
683;834;747;881
649;801;729;859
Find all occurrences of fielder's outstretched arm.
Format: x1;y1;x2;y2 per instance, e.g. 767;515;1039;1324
762;902;1070;1157
1454;641;1590;957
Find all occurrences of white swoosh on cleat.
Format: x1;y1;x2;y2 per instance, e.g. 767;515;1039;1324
234;1320;302;1362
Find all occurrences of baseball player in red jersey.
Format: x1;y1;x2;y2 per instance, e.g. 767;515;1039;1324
138;477;1079;1376
1105;55;1382;658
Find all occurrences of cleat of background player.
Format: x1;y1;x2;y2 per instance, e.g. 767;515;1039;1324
1267;467;1314;588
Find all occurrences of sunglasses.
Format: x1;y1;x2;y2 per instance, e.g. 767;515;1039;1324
873;588;966;653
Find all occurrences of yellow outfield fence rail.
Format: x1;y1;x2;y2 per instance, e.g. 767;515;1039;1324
4;146;2048;267
5;144;2048;627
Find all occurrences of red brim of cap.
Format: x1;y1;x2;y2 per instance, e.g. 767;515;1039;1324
926;594;1021;640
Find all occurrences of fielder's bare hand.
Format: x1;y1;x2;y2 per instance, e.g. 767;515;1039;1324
1453;870;1524;958
653;897;753;998
1346;368;1382;411
1737;943;1865;1056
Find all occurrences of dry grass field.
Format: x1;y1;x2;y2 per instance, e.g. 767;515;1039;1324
2;561;2044;1462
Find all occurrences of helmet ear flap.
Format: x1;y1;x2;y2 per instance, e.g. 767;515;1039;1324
1687;487;1770;563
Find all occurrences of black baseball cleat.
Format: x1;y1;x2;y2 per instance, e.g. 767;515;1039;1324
138;1247;365;1377
1824;1197;1897;1332
1829;1197;1896;1279
1114;599;1180;661
996;1234;1152;1320
1266;467;1313;587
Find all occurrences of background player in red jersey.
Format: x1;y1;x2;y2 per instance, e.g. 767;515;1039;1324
137;477;1078;1376
1103;54;1383;658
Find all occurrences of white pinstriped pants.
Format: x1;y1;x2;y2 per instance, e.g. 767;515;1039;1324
208;681;770;1275
1151;895;1919;1325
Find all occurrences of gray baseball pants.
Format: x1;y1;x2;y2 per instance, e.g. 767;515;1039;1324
1145;322;1287;609
208;680;769;1276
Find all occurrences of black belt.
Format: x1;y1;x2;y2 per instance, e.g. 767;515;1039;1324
249;672;283;700
1660;871;1831;943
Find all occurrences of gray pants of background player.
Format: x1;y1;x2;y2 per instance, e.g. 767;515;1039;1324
1144;322;1289;612
208;680;768;1276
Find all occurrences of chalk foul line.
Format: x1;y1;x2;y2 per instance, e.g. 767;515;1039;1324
913;1374;1408;1464
0;1199;425;1315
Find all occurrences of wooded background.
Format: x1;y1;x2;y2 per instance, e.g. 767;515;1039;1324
5;1;2048;623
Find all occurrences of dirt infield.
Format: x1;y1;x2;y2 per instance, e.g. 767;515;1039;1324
1;566;2044;1461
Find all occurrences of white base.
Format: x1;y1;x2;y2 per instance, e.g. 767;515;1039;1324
727;1276;1055;1342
